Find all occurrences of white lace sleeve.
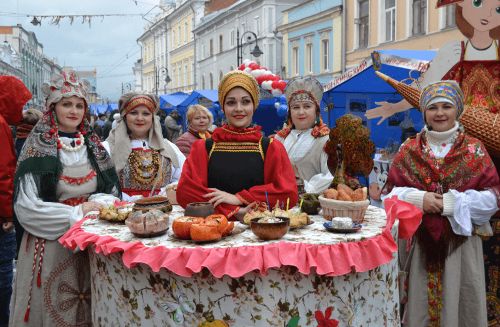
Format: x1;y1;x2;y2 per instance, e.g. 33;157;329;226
14;174;83;240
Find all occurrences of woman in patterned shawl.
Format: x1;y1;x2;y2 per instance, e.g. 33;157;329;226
384;80;500;327
10;71;120;326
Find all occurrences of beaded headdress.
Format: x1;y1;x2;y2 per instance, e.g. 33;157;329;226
42;70;90;109
120;94;158;116
218;70;260;110
284;76;323;108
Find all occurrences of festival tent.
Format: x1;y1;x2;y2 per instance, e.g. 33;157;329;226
322;49;436;148
89;103;118;116
159;92;189;112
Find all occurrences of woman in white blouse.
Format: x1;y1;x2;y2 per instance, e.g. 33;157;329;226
383;80;500;327
275;76;332;194
103;92;185;200
11;71;120;326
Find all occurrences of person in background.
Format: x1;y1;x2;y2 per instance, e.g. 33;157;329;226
14;108;42;156
10;71;120;326
177;70;297;219
0;75;32;327
103;92;185;199
175;104;212;157
383;81;500;326
164;109;183;142
275;76;332;194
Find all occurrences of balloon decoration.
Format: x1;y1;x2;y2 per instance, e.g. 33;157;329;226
238;59;287;96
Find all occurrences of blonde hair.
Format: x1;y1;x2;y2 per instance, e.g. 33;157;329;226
186;104;213;125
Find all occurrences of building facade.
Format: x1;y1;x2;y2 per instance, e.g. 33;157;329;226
0;25;62;109
345;0;461;68
194;0;301;90
0;40;23;78
278;0;343;84
137;15;168;95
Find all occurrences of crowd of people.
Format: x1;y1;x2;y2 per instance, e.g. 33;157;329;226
0;63;499;326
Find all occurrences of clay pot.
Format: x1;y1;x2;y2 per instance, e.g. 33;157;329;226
250;217;290;241
184;202;214;218
133;196;172;213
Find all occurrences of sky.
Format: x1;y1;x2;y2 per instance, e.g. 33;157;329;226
0;0;164;101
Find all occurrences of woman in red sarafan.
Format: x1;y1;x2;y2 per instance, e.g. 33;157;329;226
177;70;298;219
383;81;500;327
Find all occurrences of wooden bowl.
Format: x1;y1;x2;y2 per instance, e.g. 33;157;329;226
250;217;290;240
125;209;169;237
133;196;172;213
184;202;214;218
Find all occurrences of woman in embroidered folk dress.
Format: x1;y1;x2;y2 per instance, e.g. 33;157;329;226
275;76;333;194
383;81;499;327
175;104;213;157
10;71;120;326
102;92;185;199
177;70;298;219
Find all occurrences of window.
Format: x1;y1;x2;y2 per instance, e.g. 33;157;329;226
358;0;369;48
322;39;329;71
172;67;177;87
219;34;223;53
202;75;205;89
230;30;235;47
209;39;213;56
185;63;188;86
209;73;213;89
178;26;181;45
266;7;274;33
292;46;299;76
384;0;395;41
445;5;456;28
412;0;427;35
267;44;274;72
254;16;260;35
185;22;188;43
306;43;313;74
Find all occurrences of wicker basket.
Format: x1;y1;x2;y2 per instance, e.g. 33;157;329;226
460;106;500;158
318;195;369;224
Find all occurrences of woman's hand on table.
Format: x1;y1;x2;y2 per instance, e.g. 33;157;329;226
81;201;103;215
205;188;243;207
423;192;443;214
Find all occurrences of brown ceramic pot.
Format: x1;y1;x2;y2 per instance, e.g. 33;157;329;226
133;196;172;213
250;217;290;240
184;202;214;218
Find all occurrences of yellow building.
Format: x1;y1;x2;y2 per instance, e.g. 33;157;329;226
345;0;462;69
168;2;195;93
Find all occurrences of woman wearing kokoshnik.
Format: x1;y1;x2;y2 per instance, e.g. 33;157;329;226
10;71;120;326
274;76;333;194
383;81;499;326
102;92;185;199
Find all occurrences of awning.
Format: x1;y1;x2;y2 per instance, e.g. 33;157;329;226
159;92;189;108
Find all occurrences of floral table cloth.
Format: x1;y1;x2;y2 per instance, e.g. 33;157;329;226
61;205;400;326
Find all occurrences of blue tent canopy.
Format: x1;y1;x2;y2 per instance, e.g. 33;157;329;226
159;92;189;109
89;104;109;115
322;49;436;148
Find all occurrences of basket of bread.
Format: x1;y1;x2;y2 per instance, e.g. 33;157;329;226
319;184;369;223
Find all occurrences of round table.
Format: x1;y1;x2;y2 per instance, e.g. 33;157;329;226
61;205;400;326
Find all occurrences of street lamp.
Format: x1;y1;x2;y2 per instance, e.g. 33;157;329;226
155;66;171;95
121;82;132;94
236;29;263;67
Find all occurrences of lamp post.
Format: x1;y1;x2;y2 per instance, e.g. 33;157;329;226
155;66;171;96
121;82;132;94
236;29;263;67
